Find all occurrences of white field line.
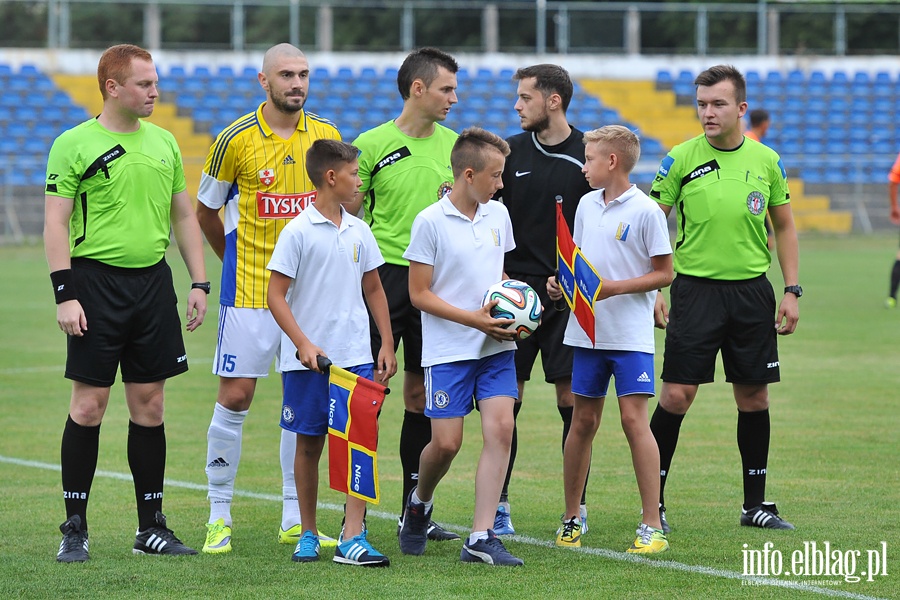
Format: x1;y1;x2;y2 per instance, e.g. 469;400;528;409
0;455;887;600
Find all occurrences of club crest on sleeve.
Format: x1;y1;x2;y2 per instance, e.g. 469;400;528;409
747;191;766;216
437;181;453;199
258;169;275;186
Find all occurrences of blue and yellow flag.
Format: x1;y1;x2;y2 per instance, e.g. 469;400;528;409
327;364;387;504
556;200;602;344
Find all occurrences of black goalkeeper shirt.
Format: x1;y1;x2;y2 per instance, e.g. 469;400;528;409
497;127;593;277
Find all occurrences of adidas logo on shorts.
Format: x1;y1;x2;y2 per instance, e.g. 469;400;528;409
636;372;651;383
207;457;229;469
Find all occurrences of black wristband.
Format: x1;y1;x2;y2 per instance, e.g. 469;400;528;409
50;269;78;304
191;281;211;294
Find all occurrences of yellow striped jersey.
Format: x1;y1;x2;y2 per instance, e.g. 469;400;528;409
197;103;340;308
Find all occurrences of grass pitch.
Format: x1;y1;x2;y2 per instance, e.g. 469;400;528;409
0;235;897;599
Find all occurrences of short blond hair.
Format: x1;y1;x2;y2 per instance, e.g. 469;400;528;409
583;125;641;174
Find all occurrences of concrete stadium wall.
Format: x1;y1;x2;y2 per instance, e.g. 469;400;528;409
2;48;900;79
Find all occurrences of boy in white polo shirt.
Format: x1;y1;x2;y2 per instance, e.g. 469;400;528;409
267;139;397;567
547;125;674;553
399;127;523;566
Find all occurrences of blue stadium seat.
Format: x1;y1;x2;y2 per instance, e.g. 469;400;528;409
806;112;827;128
476;68;494;80
873;84;894;99
655;70;672;85
828;97;850;113
824;140;846;156
216;66;235;78
182;78;205;94
873;98;893;113
312;66;330;80
804;128;826;143
0;64;12;76
3;171;31;187
19;64;40;77
848;140;869;155
0;138;18;154
786;70;804;84
194;66;212;78
641;138;664;155
208;78;230;93
807;82;828;97
849;128;869;143
22;138;47;154
335;66;353;80
873;140;893;154
779;136;803;156
832;71;849;83
359;67;378;80
875;71;893;85
808;98;827;113
498;68;514;81
33;122;59;140
6;122;30;139
676;69;694;83
823;168;847;185
330;80;353;97
831;81;852;96
672;81;693;97
853;72;871;85
169;65;187;78
384;67;399;81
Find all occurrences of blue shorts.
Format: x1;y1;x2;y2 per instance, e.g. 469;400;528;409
571;347;655;399
424;351;518;419
281;363;374;436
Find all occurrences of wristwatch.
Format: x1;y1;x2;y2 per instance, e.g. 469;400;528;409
191;281;211;294
784;285;802;298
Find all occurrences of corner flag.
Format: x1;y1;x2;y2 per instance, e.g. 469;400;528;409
322;357;387;504
556;200;602;344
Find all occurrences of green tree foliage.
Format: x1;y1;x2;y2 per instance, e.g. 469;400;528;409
0;2;48;47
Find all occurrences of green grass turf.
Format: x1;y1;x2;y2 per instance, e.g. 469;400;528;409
0;235;897;599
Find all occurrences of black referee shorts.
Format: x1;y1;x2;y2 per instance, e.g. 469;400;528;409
65;258;188;387
369;263;423;375
507;272;573;384
661;274;780;386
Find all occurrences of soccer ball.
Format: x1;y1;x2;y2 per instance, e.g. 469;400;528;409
482;279;543;340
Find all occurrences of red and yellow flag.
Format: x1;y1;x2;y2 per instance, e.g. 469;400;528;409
556;200;602;345
327;364;387;504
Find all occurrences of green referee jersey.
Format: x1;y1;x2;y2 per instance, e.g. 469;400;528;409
650;134;790;280
353;121;457;266
45;118;187;269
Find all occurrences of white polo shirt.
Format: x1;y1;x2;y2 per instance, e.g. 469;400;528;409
267;203;384;370
403;195;517;367
564;185;672;352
